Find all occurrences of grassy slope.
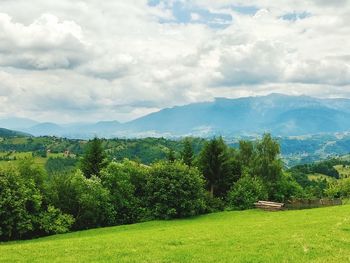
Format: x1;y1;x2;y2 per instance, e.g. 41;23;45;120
0;152;66;169
335;164;350;178
1;206;350;263
307;173;336;182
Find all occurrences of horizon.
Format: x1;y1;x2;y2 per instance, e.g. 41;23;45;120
1;92;350;125
0;0;349;123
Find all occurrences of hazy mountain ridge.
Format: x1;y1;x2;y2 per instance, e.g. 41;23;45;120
1;94;350;138
0;128;31;138
124;94;350;137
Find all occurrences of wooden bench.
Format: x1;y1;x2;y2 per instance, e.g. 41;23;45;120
254;201;284;211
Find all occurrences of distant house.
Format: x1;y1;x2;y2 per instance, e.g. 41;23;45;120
64;150;70;157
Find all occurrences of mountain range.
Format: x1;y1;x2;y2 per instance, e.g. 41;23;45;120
1;94;350;138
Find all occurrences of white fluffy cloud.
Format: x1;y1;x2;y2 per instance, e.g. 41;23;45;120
0;13;87;69
0;0;349;122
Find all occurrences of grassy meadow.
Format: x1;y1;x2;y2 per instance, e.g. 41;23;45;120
0;152;66;168
1;205;350;263
335;164;350;178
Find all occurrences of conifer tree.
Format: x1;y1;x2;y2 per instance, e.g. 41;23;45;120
181;138;194;166
80;137;106;178
167;148;176;162
198;137;231;198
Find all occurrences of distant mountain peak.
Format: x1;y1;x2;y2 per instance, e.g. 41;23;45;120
2;94;350;138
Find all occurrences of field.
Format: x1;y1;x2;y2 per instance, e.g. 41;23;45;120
307;173;336;182
1;205;350;263
0;151;68;168
335;164;350;178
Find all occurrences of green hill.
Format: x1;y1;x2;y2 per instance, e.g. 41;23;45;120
1;205;349;263
0;128;30;138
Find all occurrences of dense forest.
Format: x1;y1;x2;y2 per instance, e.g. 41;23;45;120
1;133;350;241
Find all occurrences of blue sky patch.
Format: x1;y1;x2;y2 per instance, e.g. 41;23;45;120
148;0;233;28
281;11;311;21
228;4;259;15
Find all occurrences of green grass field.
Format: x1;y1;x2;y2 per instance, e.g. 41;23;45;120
307;173;336;182
0;152;67;168
335;165;350;178
1;205;350;263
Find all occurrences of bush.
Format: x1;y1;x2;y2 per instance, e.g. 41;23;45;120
272;173;306;202
227;175;268;210
326;177;350;198
100;160;147;224
18;159;48;199
36;205;74;235
203;194;226;213
0;166;42;240
47;170;115;230
146;161;206;219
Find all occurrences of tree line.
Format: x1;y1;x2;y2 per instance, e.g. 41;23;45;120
0;134;343;241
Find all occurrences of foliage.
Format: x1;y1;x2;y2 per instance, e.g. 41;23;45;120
252;134;284;200
100;161;147;224
203;194;226;213
233;134;286;202
290;171;328;198
0;166;41;240
45;157;77;175
0;165;73;241
47;171;115;230
273;173;306;201
17;158;48;196
80;137;107;178
181;138;194;166
198;137;236;198
146;161;206;219
290;159;343;179
167;148;176;162
2;132;347;242
36;205;74;235
325;177;350;198
2;133;350;167
227;174;268;210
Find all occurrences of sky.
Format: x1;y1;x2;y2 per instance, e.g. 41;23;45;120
0;0;349;123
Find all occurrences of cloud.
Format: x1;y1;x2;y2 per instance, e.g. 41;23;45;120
0;0;349;123
213;40;286;85
0;13;88;70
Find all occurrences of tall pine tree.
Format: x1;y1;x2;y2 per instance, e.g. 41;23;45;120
198;137;232;198
167;148;176;162
80;137;106;178
181;138;194;166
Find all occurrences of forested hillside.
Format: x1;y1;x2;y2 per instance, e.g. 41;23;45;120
0;128;30;138
1;132;350;167
1;134;350;242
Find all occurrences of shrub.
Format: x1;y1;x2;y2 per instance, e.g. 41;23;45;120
272;173;306;202
47;170;115;230
326;177;350;198
227;175;268;210
0;166;42;241
203;194;226;213
18;158;48;199
100;160;148;224
36;205;74;235
146;161;206;219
